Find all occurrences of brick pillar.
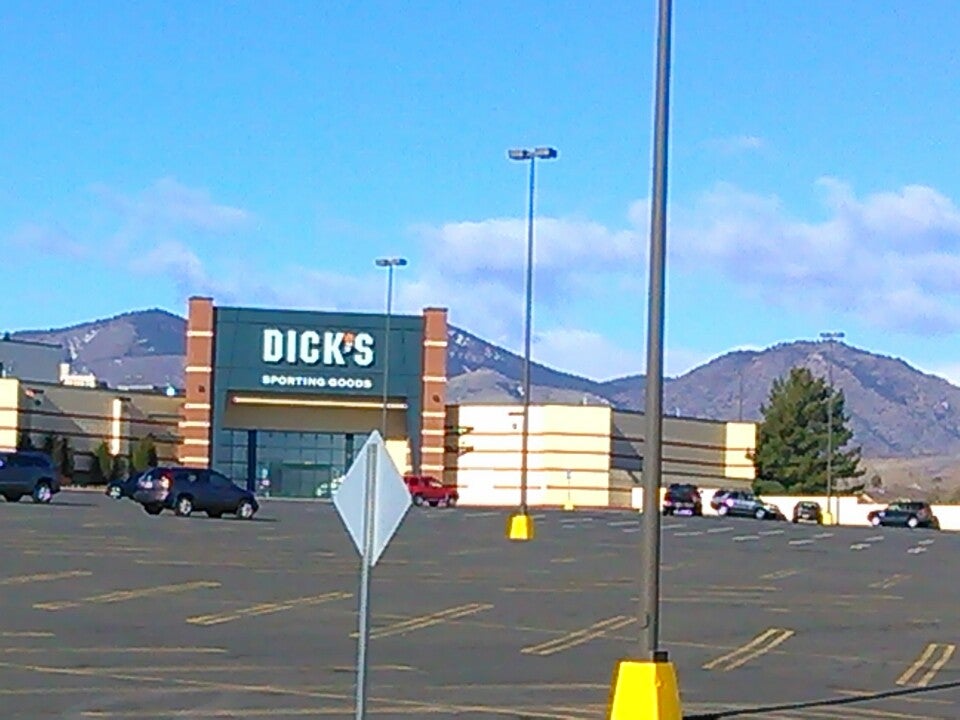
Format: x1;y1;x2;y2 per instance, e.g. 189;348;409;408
178;297;214;467
420;308;448;477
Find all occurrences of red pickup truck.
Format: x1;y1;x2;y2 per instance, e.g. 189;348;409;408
404;475;459;508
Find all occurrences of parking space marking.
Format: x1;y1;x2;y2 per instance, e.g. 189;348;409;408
897;643;956;687
359;602;493;640
707;527;735;534
0;631;54;638
789;539;814;546
0;570;92;586
521;615;633;656
812;532;834;539
759;529;785;536
607;520;637;528
865;535;885;542
702;628;795;671
34;581;220;611
761;569;799;581
733;535;760;542
673;531;704;537
661;523;688;530
918;539;936;546
187;591;351;626
870;574;908;590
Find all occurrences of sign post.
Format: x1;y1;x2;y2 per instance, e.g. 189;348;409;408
333;430;412;720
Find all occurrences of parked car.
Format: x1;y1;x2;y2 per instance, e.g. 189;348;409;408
133;466;259;519
662;483;702;516
0;450;61;504
710;488;735;511
106;471;146;500
714;490;785;521
404;475;458;507
867;501;940;530
792;501;823;524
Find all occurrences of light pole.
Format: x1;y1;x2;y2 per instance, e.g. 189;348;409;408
608;0;682;717
506;146;557;542
375;258;407;439
820;331;845;524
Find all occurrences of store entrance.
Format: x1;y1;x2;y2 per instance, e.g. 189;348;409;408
217;428;365;499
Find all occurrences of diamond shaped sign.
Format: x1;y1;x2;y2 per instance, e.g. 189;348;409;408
333;430;412;567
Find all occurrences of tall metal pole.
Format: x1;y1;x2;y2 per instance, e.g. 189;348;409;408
381;265;394;439
639;0;673;659
519;156;536;515
354;436;378;719
826;353;833;518
820;331;844;520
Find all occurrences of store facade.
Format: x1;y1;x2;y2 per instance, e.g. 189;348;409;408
178;297;448;498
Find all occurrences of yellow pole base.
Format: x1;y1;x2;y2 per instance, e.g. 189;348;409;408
507;512;535;541
822;510;835;526
563;500;575;511
607;657;682;720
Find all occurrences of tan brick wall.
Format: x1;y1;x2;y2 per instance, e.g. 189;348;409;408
420;308;448;476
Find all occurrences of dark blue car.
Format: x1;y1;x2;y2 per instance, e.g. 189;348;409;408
133;466;259;520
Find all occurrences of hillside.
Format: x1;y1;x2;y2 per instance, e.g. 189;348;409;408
12;309;960;460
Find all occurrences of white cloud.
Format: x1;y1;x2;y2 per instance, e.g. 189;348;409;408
10;223;88;259
671;179;960;334
92;177;253;233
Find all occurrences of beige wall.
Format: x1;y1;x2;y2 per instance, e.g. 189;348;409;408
445;404;613;507
0;378;19;451
222;394;412;473
8;380;181;476
611;411;756;493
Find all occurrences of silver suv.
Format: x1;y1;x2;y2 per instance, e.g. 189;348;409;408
712;489;783;520
0;451;61;503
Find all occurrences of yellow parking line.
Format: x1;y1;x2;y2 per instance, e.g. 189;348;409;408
760;569;799;580
897;643;955;687
0;570;92;586
358;603;493;640
870;574;908;590
703;628;794;671
521;616;634;656
0;632;54;638
34;581;220;611
187;592;351;626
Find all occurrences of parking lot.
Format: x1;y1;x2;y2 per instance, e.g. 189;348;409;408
1;492;958;719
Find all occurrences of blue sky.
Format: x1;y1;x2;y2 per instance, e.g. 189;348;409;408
4;1;960;382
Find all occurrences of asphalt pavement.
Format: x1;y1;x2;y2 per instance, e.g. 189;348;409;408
0;491;958;719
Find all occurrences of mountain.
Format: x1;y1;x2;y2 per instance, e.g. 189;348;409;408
12;309;960;459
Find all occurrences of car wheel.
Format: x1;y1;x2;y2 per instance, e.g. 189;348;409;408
2;492;22;502
907;516;919;529
754;508;766;520
412;494;425;507
870;516;882;527
174;495;193;517
144;504;163;515
108;486;122;500
446;496;458;508
32;481;53;504
718;505;729;516
236;500;256;520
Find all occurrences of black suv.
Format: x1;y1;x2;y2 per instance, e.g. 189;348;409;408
662;483;702;516
867;501;939;530
133;466;259;520
0;450;61;503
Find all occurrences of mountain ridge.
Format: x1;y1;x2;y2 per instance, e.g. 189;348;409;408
12;308;960;459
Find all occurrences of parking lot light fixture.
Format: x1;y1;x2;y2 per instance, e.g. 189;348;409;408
505;144;557;543
608;0;683;717
819;331;845;525
375;258;407;440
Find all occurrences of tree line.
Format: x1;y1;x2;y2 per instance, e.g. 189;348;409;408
16;432;160;485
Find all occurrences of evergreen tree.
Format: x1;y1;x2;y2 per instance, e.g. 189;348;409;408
131;435;159;472
754;366;863;494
